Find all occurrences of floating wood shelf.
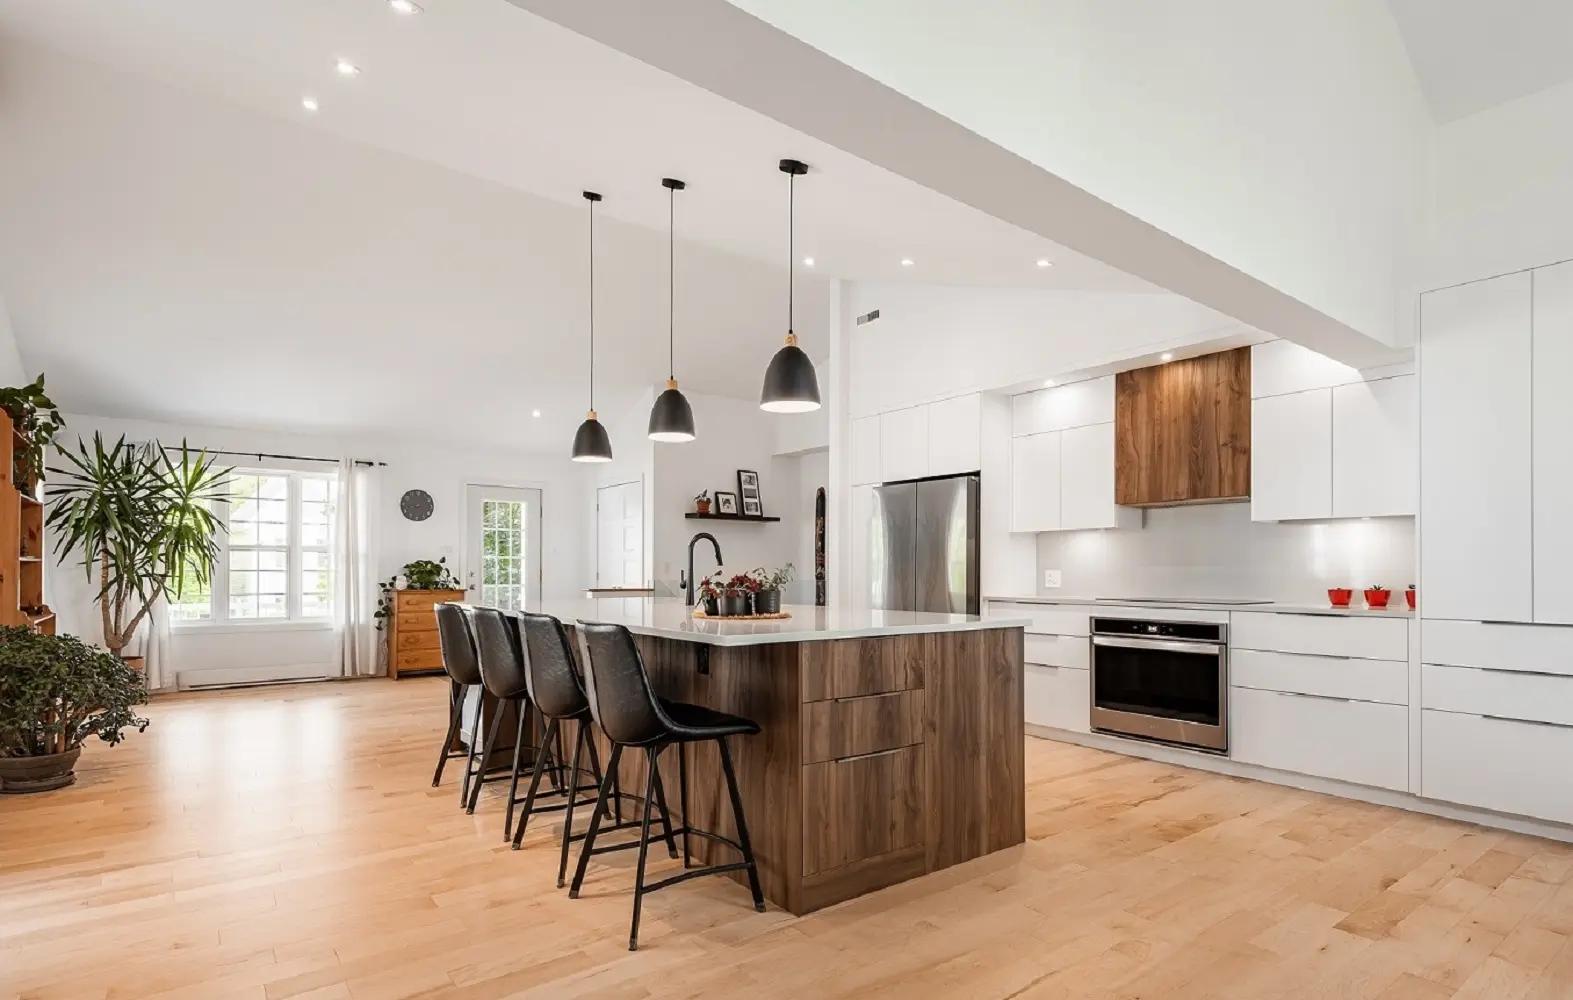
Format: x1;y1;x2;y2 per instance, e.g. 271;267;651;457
684;512;781;523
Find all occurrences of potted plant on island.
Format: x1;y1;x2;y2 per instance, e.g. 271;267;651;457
696;572;722;616
750;563;794;615
0;627;149;793
48;434;229;670
0;375;65;500
718;572;756;617
374;557;463;629
694;490;711;515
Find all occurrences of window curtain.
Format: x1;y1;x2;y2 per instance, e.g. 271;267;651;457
136;596;177;692
336;459;382;677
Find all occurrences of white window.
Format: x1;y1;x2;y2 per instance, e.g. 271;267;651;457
172;468;338;625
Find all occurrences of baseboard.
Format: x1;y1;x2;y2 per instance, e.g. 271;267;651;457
177;662;334;691
1026;723;1573;845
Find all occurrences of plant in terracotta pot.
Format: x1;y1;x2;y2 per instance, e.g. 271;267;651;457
750;563;794;615
694;490;711;515
0;374;65;499
48;434;229;668
718;572;756;617
1363;585;1392;609
0;627;149;793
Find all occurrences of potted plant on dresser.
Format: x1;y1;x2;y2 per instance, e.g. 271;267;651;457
377;557;465;678
0;627;149;793
0;374;65;501
48;434;229;671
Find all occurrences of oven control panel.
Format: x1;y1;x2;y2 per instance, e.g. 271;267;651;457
1090;618;1226;643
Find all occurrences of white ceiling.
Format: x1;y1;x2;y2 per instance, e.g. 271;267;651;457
0;0;1151;292
1387;0;1573;122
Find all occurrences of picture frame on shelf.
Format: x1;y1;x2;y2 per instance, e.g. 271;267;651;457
742;496;763;517
715;491;739;515
737;469;762;515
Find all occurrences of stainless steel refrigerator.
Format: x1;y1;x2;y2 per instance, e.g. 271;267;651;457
866;474;979;615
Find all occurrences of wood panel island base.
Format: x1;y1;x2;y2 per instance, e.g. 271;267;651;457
547;600;1027;915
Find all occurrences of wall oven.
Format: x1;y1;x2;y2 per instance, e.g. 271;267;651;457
1090;617;1228;753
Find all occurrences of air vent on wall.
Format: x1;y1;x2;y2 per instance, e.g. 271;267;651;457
855;309;881;326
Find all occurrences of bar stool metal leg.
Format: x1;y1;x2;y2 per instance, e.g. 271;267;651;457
569;743;623;898
466;697;505;814
510;717;559;849
677;742;691;869
719;737;766;912
432;681;465;788
628;744;663;951
459;690;482;808
503;699;531;841
649;756;680;860
555;720;591;886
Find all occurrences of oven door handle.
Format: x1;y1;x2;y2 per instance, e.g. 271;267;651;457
1092;635;1223;656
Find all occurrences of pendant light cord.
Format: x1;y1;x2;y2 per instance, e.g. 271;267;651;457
669;185;675;380
588;196;595;411
787;170;795;335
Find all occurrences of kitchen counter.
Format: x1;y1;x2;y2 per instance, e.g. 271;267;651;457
984;595;1414;619
542;597;1030;646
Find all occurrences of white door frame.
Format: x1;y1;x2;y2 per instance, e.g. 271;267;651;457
595;478;645;588
463;483;545;611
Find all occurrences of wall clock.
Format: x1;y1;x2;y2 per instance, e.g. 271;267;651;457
399;488;434;522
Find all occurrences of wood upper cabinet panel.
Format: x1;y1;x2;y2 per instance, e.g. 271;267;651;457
1114;348;1251;506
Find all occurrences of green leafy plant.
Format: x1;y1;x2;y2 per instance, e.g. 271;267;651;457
374;557;463;629
0;374;65;492
0;627;149;757
751;563;795;591
47;434;230;658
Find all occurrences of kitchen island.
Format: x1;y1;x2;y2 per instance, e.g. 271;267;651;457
538;598;1027;915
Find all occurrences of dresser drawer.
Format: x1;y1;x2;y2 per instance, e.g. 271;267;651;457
1230;686;1407;791
1024;662;1089;734
1422;619;1573;677
1231;648;1407;705
1422;709;1573;825
396;591;440;610
800;635;924;701
1422;663;1573;728
396;629;441;653
802;745;924;875
1024;633;1089;670
801;691;925;764
394;649;443;672
1232;612;1407;661
395;611;438;633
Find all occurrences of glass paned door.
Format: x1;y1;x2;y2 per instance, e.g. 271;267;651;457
465;485;543;612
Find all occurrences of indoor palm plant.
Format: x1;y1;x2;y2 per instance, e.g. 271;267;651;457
0;627;149;792
48;434;229;665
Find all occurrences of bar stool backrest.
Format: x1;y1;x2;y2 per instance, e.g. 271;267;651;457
517;612;589;720
470;606;530;700
576;622;668;747
435;602;482;686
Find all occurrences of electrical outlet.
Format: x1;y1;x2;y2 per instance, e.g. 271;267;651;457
1042;569;1062;589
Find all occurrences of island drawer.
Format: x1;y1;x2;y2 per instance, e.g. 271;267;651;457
802;745;925;875
801;691;925;764
800;635;925;701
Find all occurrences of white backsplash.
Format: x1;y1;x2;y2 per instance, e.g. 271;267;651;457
1034;503;1415;605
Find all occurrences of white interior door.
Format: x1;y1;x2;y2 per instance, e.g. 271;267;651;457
596;480;644;587
465;485;543;611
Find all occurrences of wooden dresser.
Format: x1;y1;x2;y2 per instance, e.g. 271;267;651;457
387;588;466;679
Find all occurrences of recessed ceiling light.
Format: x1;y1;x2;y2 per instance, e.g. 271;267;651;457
900;258;914;268
1042;378;1056;388
389;0;422;12
802;256;815;267
336;58;360;77
1160;352;1174;362
1036;259;1053;268
531;408;541;418
301;96;319;112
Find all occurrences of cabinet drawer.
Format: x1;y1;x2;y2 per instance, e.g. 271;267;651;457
394;649;443;672
396;629;441;653
1230;686;1407;791
802;745;924;876
800;636;924;701
1231;612;1407;661
1231;649;1407;705
1024;663;1089;734
396;611;438;633
802;691;925;764
1024;633;1089;670
987;603;1092;637
1422;709;1573;825
396;591;441;610
1422;663;1573;728
1421;619;1573;678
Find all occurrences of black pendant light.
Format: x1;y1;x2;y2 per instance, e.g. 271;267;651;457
648;177;697;443
572;191;613;463
760;158;822;413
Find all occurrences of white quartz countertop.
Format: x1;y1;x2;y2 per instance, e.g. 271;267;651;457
984;595;1414;619
537;598;1029;647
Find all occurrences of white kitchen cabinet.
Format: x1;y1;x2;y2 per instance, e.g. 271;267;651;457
1012;376;1115;436
1420;271;1533;622
1251;389;1332;521
926;393;981;476
1332;375;1416;518
1251;339;1361;398
1422;619;1573;678
1534;261;1573;624
1010;432;1061;533
1232;611;1408;661
1422;710;1573;826
1230;687;1407;791
1024;662;1090;733
1024;632;1091;670
1060;423;1137;531
1232;649;1408;706
1422;663;1573;729
850;416;881;486
878;406;929;483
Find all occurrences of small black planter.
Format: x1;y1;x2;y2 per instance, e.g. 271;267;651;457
702;596;719;616
754;589;781;615
718;593;750;617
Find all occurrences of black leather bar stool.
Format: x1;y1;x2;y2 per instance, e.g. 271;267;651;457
432;602;485;807
512;611;653;885
466;606;560;838
571;622;766;951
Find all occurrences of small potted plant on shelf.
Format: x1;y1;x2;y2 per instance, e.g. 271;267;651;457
719;572;756;617
750;563;794;615
1363;584;1392;609
694;490;711;515
0;374;65;500
374;557;463;629
1405;584;1417;610
1327;587;1353;608
0;627;149;793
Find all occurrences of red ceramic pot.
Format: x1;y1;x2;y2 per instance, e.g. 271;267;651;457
1405;588;1416;610
1327;588;1353;608
1364;588;1391;609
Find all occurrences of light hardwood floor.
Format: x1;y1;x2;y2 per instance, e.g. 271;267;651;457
4;678;1573;1000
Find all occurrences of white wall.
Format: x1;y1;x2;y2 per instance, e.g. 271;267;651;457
46;412;592;682
0;293;27;386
